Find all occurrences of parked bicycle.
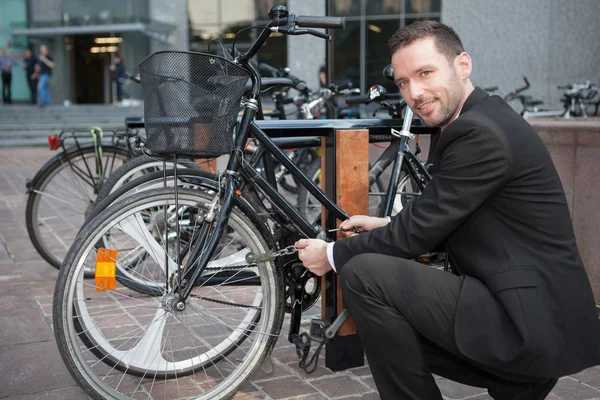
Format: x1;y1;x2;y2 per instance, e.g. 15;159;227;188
52;7;438;399
24;121;143;269
504;77;599;119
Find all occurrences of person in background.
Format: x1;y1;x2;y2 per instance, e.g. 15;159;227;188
319;59;327;88
0;46;17;104
110;56;130;103
37;44;54;106
23;47;39;104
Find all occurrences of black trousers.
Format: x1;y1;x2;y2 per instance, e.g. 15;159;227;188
2;71;12;104
339;254;557;400
28;78;38;104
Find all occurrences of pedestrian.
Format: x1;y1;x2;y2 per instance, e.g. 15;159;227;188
23;47;39;104
319;59;327;88
110;56;130;103
296;20;600;399
37;44;54;105
0;46;17;104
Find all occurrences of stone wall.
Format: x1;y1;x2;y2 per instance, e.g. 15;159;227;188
529;118;600;304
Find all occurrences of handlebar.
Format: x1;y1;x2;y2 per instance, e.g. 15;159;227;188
346;93;402;105
258;63;281;77
482;86;498;92
295;15;345;29
514;77;530;94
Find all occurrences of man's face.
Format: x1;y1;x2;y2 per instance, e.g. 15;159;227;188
1;47;6;56
25;49;31;57
40;45;47;55
392;37;467;128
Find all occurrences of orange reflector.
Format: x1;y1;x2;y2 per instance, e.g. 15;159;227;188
235;189;242;196
416;257;430;263
95;248;118;291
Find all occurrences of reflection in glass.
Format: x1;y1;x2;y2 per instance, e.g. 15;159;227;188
405;0;441;14
333;21;360;88
366;0;401;16
366;19;400;91
333;0;361;16
404;16;441;27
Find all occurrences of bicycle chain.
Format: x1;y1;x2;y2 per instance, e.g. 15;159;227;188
189;293;261;309
187;261;261;309
185;246;298;309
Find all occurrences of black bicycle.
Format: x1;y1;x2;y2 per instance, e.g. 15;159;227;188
24;120;145;269
52;7;436;399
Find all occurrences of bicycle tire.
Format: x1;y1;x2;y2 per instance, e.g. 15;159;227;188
85;169;270;296
92;154;203;208
53;187;284;400
25;144;130;269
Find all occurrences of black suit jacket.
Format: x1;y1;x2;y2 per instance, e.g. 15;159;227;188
333;87;600;377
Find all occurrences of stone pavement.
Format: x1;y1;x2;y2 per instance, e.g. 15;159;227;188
1;146;600;400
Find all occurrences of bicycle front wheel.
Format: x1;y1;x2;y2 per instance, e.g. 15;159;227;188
53;187;284;400
26;145;130;269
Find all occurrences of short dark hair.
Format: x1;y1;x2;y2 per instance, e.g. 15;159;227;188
388;20;465;63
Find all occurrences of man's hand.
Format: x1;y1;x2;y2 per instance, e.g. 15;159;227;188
338;215;390;237
295;239;332;276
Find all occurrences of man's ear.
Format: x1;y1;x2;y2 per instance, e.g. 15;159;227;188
455;52;472;80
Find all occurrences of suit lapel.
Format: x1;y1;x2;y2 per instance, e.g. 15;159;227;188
460;87;489;115
429;87;489;171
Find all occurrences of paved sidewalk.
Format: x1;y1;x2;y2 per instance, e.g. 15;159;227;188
1;147;600;400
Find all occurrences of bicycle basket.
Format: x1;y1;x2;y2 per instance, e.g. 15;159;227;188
138;51;250;158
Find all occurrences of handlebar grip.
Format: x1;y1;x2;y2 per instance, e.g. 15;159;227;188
523;77;530;86
346;95;370;105
295;16;345;29
557;85;572;90
258;63;281;77
336;81;353;91
482;86;498;92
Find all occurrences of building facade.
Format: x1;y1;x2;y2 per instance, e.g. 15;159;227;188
5;0;599;108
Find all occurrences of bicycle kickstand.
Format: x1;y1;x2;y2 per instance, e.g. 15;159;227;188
290;309;350;373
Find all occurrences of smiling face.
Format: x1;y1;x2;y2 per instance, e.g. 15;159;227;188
392;37;473;128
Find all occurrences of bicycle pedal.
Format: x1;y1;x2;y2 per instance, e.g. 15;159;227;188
309;319;329;341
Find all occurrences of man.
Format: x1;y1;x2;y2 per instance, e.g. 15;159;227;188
23;47;38;104
0;46;16;104
37;44;54;105
110;56;130;102
296;21;600;399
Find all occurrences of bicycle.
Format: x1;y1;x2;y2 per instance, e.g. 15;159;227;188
24;121;144;269
504;77;598;119
52;7;437;399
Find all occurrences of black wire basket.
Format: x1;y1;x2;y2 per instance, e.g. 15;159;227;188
138;51;250;158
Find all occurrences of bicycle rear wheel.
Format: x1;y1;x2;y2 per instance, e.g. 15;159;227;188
26;145;130;269
53;188;284;400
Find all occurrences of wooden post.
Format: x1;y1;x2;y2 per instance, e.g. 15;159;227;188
321;129;369;370
193;158;217;173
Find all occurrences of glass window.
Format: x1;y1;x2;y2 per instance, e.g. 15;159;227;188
254;0;288;21
255;33;287;69
366;0;401;16
188;0;218;28
333;0;361;16
333;21;360;87
405;0;441;15
404;15;441;27
366;19;400;91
